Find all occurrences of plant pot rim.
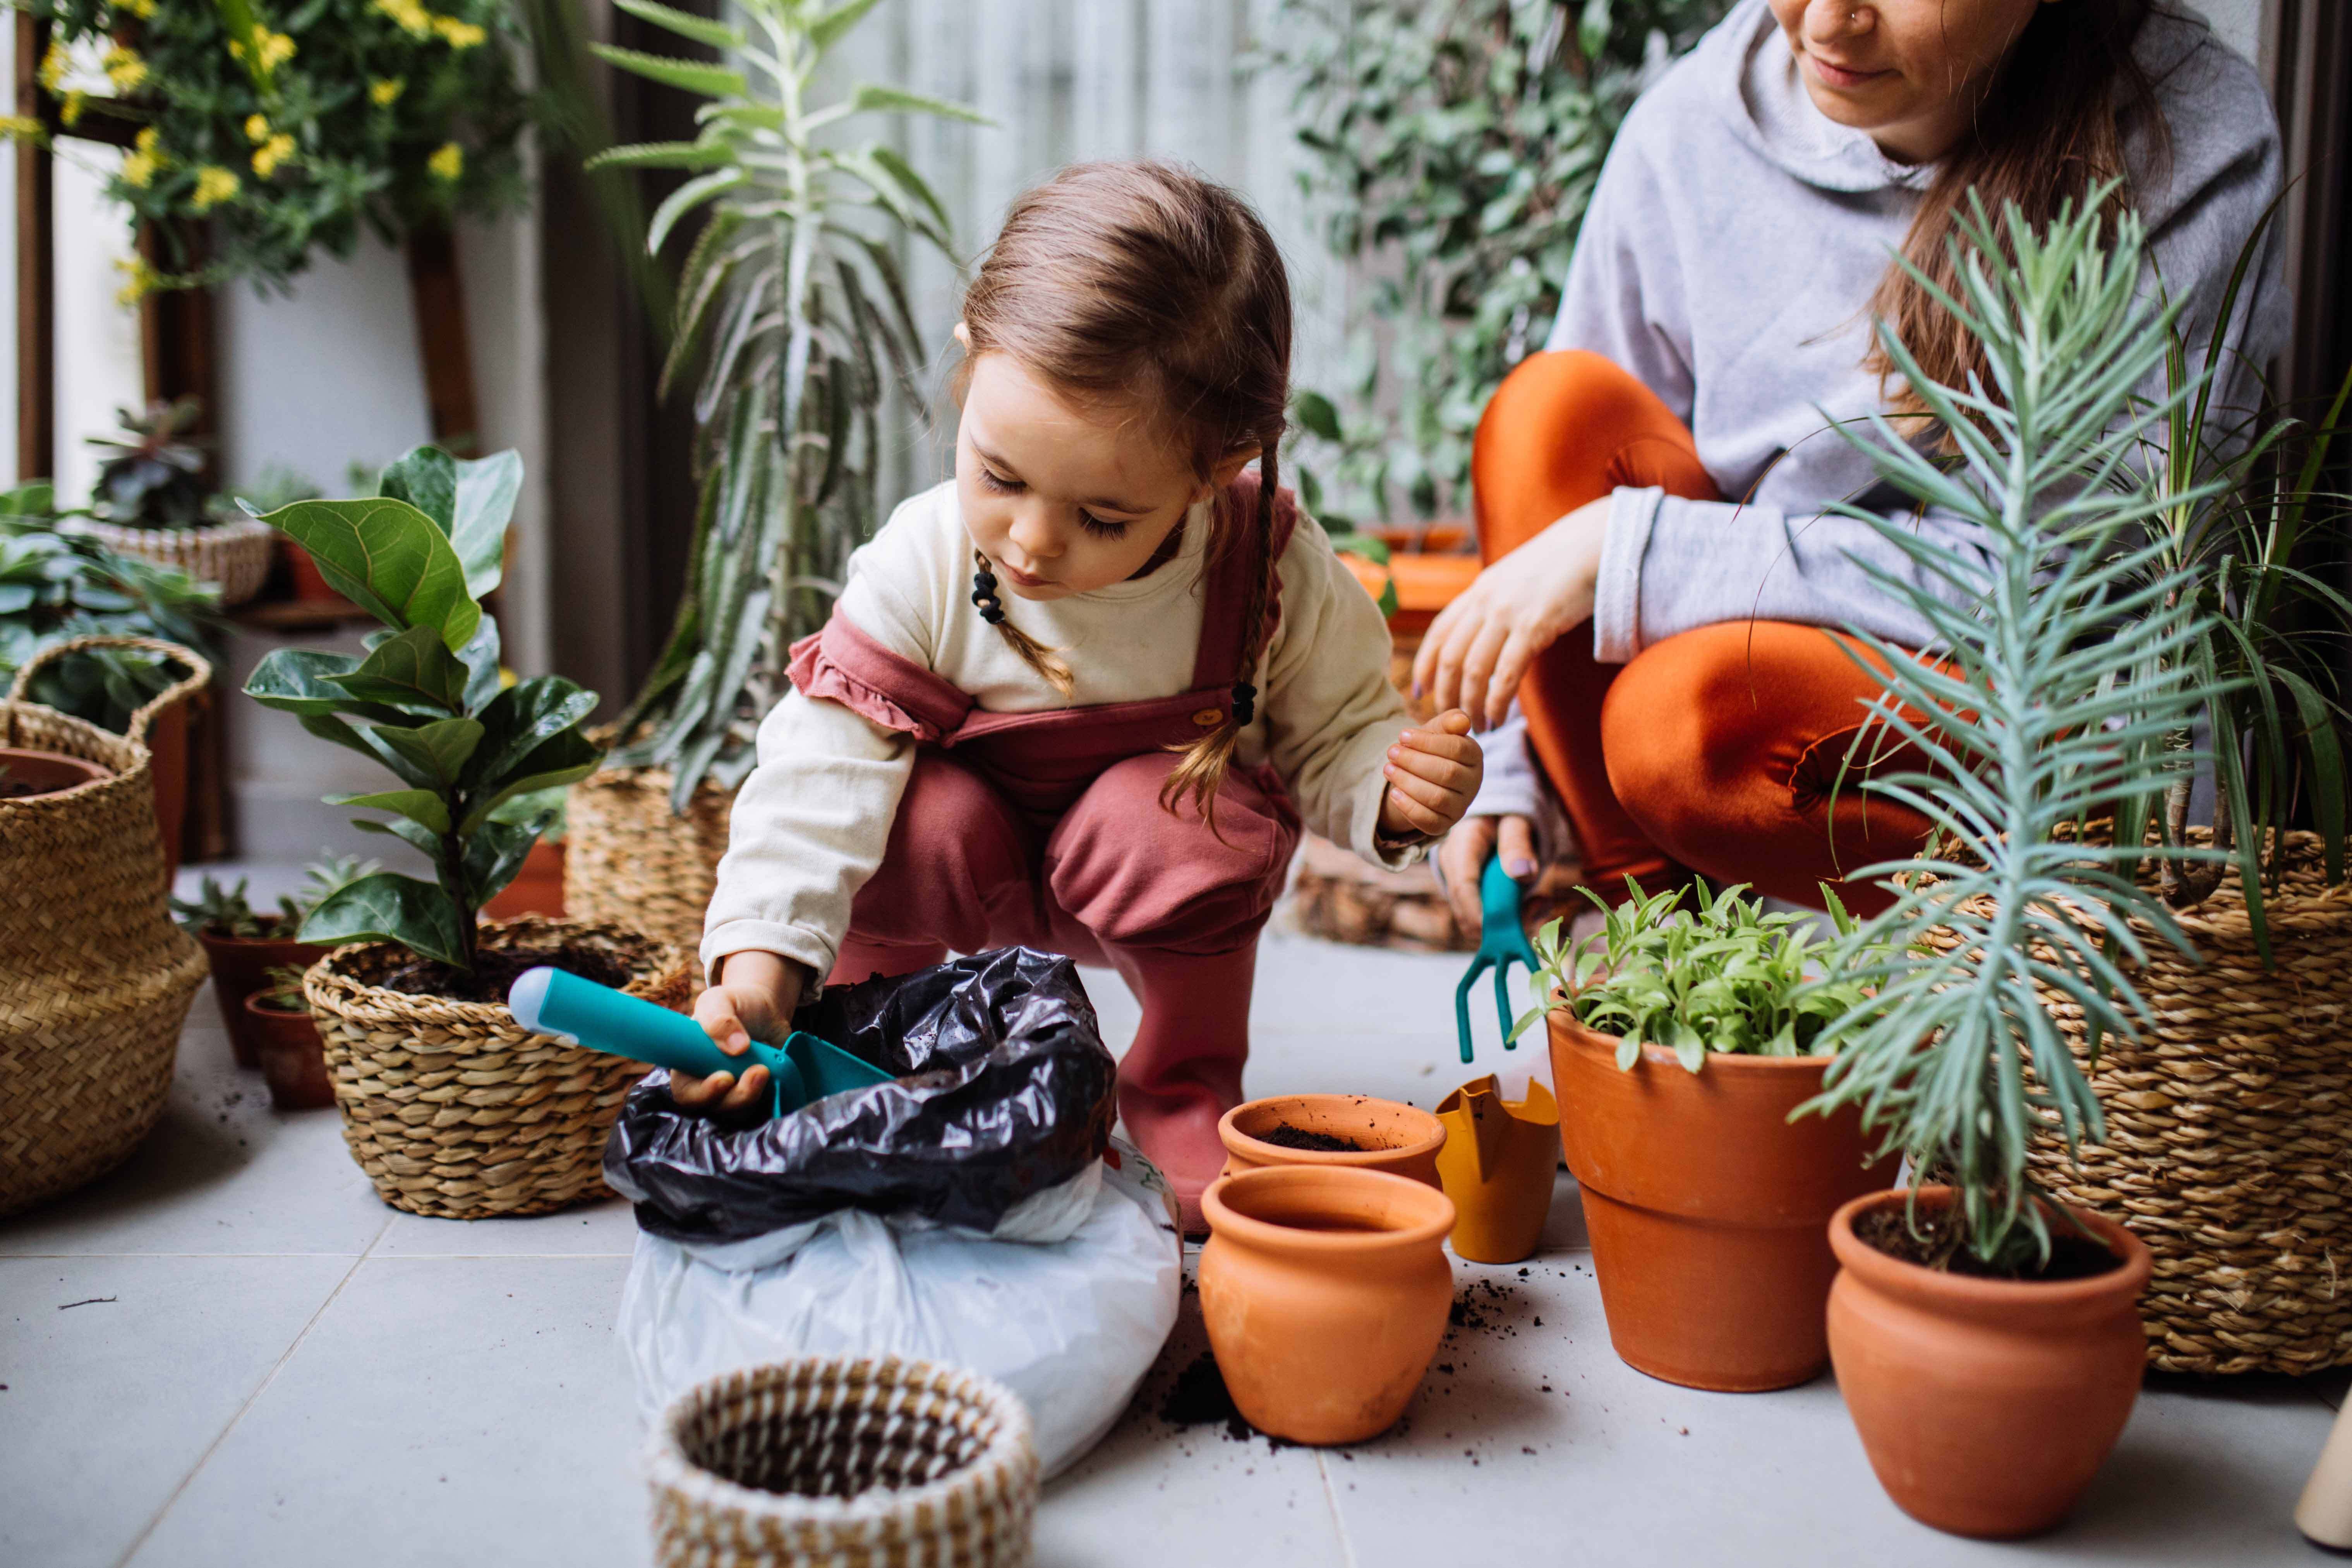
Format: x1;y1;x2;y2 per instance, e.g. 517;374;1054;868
1829;1185;2153;1306
0;745;112;800
1550;1012;1839;1078
1203;1165;1456;1254
1218;1093;1448;1167
242;992;309;1017
303;914;682;1032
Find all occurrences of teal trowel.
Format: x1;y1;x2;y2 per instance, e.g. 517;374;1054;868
506;966;894;1119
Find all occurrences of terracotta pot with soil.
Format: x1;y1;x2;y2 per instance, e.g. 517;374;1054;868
1219;1093;1447;1188
1550;1016;1897;1391
243;992;336;1110
1197;1165;1455;1445
1828;1186;2153;1539
195;920;328;1069
304;916;691;1219
0;746;109;798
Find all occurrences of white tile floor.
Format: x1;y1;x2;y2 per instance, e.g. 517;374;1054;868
2;866;2340;1567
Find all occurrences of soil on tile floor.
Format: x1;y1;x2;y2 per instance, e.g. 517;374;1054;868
1160;1352;1294;1447
1853;1206;2122;1281
1258;1124;1368;1152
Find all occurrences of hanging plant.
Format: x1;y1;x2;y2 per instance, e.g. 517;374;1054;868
27;0;534;295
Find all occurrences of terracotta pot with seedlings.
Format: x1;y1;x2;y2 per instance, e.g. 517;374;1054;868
1795;199;2240;1537
1517;880;1896;1391
171;861;369;1068
244;446;690;1219
245;967;335;1110
1217;1094;1446;1188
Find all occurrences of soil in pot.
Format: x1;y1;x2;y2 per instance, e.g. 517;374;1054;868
374;941;634;1003
1852;1204;2123;1282
244;994;335;1110
1828;1186;2155;1539
196;920;326;1070
1259;1125;1366;1153
1219;1095;1448;1187
0;748;109;798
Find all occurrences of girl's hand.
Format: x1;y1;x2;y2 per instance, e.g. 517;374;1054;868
1437;814;1539;936
1379;710;1484;841
1412;497;1611;730
674;951;809;1118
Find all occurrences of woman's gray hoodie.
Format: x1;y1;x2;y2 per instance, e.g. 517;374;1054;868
1470;0;2288;825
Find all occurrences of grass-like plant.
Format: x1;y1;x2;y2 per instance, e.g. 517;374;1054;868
1509;879;1888;1071
588;0;977;807
1800;192;2235;1271
241;446;601;976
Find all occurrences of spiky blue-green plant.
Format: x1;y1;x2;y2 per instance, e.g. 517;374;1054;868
1800;190;2239;1271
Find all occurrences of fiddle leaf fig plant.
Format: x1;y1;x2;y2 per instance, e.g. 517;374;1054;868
242;446;600;974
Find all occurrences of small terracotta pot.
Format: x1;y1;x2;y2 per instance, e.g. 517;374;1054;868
244;993;335;1110
483;839;566;920
1550;1014;1896;1391
197;921;327;1069
1218;1094;1446;1189
1434;1075;1558;1264
0;746;109;799
282;536;340;605
1828;1187;2153;1538
1198;1165;1456;1445
144;693;190;878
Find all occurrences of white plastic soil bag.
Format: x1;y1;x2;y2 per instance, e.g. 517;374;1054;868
618;1153;1180;1478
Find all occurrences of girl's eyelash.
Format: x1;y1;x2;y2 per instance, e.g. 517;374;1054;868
980;467;1129;539
978;467;1022;494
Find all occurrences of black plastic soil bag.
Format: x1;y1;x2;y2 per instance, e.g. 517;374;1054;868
604;947;1118;1243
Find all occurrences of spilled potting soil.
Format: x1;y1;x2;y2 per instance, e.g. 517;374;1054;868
1159;1352;1294;1448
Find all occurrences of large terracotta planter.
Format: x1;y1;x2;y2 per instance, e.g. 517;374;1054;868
1198;1165;1455;1445
196;920;328;1069
1218;1094;1446;1188
0;745;108;798
243;994;335;1110
1828;1186;2154;1539
1549;1014;1897;1391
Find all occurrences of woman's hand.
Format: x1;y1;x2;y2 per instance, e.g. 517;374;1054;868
1413;496;1611;729
1379;710;1484;841
674;950;809;1117
1438;814;1539;936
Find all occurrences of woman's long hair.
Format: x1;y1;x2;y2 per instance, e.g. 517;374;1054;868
1866;0;2170;407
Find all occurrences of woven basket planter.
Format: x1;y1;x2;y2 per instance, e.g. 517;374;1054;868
62;515;277;606
1934;829;2352;1375
566;760;734;951
647;1357;1038;1568
303;916;693;1220
0;636;212;1216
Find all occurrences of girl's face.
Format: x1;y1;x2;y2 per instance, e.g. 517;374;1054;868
954;341;1250;600
1768;0;2051;163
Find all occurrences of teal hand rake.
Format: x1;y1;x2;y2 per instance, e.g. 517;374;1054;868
1456;853;1541;1064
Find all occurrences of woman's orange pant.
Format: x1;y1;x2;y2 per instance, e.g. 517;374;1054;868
1470;351;1933;913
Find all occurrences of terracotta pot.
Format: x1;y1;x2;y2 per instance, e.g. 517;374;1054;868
484;839;566;920
243;993;335;1110
1549;1014;1897;1391
1433;1075;1558;1264
281;535;340;605
197;921;327;1069
1198;1165;1455;1445
0;745;108;799
1828;1186;2154;1539
145;693;189;878
1219;1094;1446;1188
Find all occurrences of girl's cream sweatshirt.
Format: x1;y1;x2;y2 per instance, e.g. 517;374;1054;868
700;479;1417;980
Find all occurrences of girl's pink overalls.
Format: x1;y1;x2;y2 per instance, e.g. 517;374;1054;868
786;478;1304;1215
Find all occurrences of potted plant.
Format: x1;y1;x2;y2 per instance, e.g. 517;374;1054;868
246;965;336;1110
170;857;375;1068
564;0;975;948
482;785;566;919
242;444;691;1219
56;399;277;606
1507;879;1896;1391
1796;195;2230;1538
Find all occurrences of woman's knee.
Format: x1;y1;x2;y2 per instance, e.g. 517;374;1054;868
1473;352;1712;557
1046;754;1297;951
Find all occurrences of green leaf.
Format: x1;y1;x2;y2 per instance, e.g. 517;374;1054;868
372;716;484;787
378;446;456;534
457;616;503;714
647;169;750;255
449;450;521;600
863;144;952;233
1295;389;1344;443
325;625;467;712
299;873;470;971
460;728;602;834
808;0;884;55
463;817;543;907
244;648;410;723
588;43;746;100
845;83;989;124
260;496;479;652
351;813;448;865
463;676;599;791
584;140;734;173
326;789;452;836
610;0;744;50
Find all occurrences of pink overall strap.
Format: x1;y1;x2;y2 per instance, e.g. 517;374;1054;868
1189;472;1299;693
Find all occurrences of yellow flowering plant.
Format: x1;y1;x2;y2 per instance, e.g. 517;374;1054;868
33;0;533;294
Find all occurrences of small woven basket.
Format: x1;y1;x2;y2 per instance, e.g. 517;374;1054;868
565;756;734;951
646;1358;1039;1568
62;515;277;606
1932;827;2352;1375
0;636;212;1215
303;916;693;1220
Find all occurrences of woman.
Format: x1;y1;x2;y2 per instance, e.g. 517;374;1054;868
1427;0;2286;927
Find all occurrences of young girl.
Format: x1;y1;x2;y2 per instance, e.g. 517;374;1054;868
676;160;1484;1227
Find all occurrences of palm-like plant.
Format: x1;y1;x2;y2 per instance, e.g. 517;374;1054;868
1801;193;2239;1271
589;0;978;807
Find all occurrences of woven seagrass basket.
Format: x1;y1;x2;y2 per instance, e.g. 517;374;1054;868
646;1357;1039;1568
0;636;212;1216
565;755;733;951
1940;827;2352;1375
303;916;692;1220
62;515;277;606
